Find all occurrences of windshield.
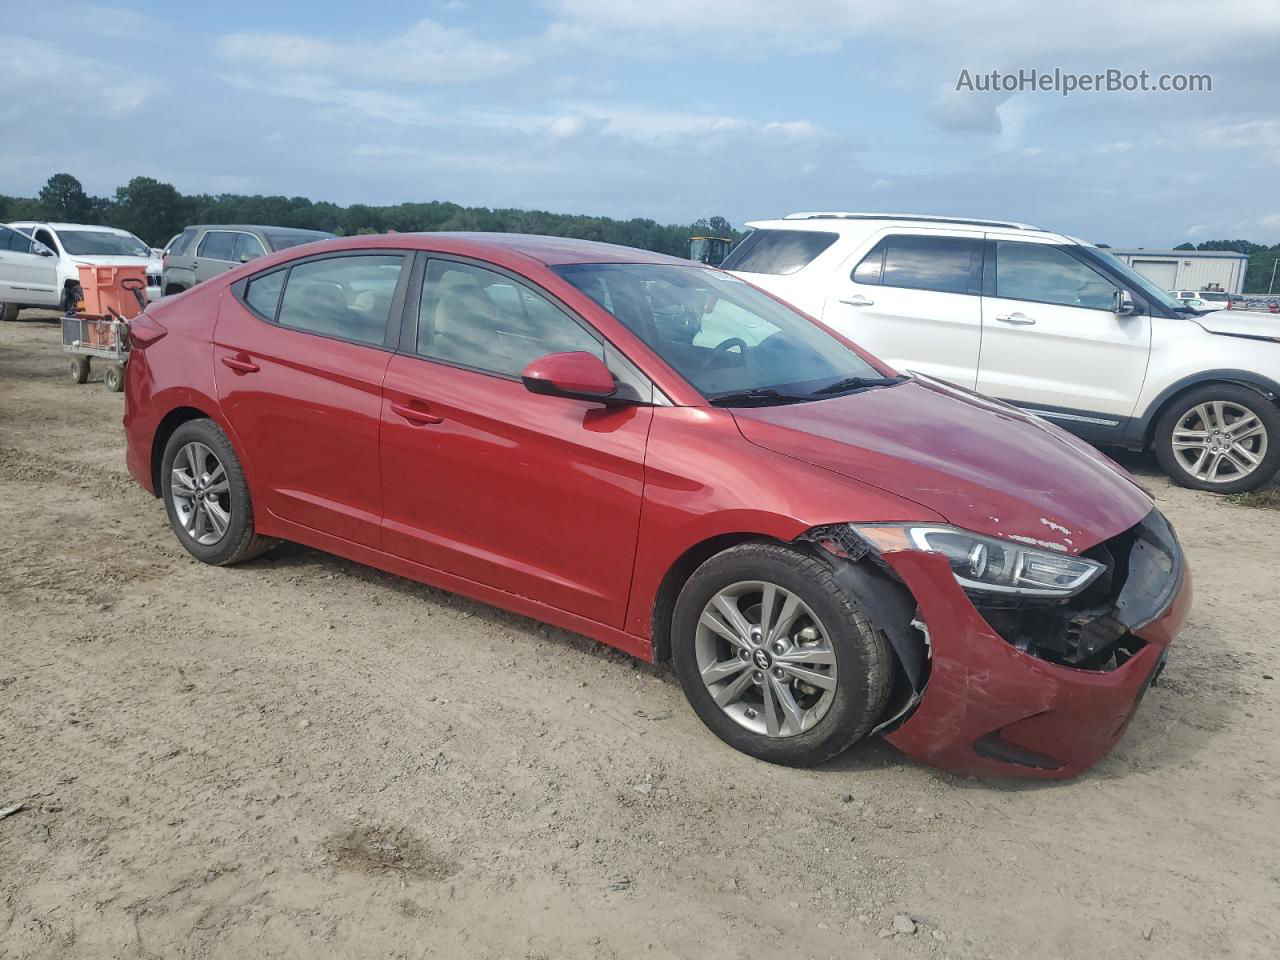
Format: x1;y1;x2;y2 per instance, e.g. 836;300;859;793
554;262;893;403
264;230;335;251
57;230;150;257
1080;247;1187;314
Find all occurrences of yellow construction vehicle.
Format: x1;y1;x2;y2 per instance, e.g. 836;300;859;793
686;236;734;267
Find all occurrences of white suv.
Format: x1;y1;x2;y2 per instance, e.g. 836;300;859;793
724;212;1280;493
0;221;162;319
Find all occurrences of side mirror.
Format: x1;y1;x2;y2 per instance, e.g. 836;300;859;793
521;351;617;401
33;242;54;257
239;253;254;263
1115;291;1139;316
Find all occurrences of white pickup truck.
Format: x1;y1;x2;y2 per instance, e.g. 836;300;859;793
0;221;162;319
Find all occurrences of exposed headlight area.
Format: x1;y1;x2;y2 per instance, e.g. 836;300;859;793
816;511;1183;673
851;524;1105;598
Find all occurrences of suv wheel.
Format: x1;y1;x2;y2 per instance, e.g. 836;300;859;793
160;419;272;565
0;302;19;322
1154;384;1280;493
671;542;892;766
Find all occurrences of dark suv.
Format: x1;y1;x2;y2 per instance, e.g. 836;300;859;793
162;224;334;294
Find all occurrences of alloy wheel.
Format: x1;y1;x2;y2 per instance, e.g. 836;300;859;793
169;441;232;545
1170;400;1269;484
694;580;837;738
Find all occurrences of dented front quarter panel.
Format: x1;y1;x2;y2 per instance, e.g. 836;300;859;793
881;550;1193;779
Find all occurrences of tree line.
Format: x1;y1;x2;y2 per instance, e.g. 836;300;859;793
0;174;741;257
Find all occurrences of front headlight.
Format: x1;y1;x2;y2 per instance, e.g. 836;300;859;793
851;524;1104;598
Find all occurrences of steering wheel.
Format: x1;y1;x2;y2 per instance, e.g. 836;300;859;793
701;337;748;370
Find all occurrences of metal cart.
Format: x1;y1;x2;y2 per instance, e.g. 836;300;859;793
62;315;130;392
60;269;146;392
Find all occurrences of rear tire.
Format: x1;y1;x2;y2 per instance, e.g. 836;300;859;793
0;303;19;322
70;357;90;384
160;419;272;565
1154;384;1280;493
671;542;892;767
103;364;124;393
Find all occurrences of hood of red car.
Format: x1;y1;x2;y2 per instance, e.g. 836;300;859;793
732;377;1153;552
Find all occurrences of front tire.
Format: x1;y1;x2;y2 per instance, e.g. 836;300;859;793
1154;384;1280;493
70;357;90;384
160;419;271;565
671;542;892;767
0;303;19;322
102;364;124;392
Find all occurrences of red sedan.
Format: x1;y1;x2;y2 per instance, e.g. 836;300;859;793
123;233;1190;778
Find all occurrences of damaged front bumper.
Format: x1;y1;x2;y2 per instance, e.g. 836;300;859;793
811;509;1191;779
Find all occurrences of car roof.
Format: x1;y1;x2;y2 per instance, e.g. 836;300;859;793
744;212;1076;244
187;224;334;236
7;221;138;236
273;231;692;267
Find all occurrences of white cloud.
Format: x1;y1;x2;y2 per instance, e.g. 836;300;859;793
215;18;529;85
544;0;1280;59
0;35;152;122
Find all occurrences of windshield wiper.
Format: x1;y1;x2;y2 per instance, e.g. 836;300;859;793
708;388;813;407
809;374;908;396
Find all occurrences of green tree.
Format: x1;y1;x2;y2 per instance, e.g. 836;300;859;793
111;177;188;245
38;173;92;222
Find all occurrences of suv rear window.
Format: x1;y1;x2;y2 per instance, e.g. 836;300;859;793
720;229;838;275
169;228;198;257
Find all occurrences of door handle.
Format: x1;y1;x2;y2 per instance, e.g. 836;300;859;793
995;312;1036;325
390;400;443;425
839;295;875;307
221;355;260;374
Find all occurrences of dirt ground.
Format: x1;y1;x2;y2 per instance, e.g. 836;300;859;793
2;309;1278;960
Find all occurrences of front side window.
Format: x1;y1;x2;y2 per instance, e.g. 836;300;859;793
416;260;602;377
719;229;838;275
232;232;267;262
197;231;238;261
0;226;32;253
55;230;149;257
854;235;979;295
556;262;892;404
995;241;1117;311
276;255;405;346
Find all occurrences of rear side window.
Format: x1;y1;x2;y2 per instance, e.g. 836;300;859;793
244;269;285;319
276;255;405;346
719;229;838;275
994;241;1116;311
852;235;980;295
197;231;237;261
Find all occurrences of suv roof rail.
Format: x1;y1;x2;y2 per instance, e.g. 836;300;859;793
781;211;1044;231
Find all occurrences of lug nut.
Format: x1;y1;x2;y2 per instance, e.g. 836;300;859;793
772;642;785;655
773;668;785;679
752;671;764;684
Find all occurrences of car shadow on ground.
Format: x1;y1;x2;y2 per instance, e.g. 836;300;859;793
250;536;1238;789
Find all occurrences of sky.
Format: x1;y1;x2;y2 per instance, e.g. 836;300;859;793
4;0;1280;246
